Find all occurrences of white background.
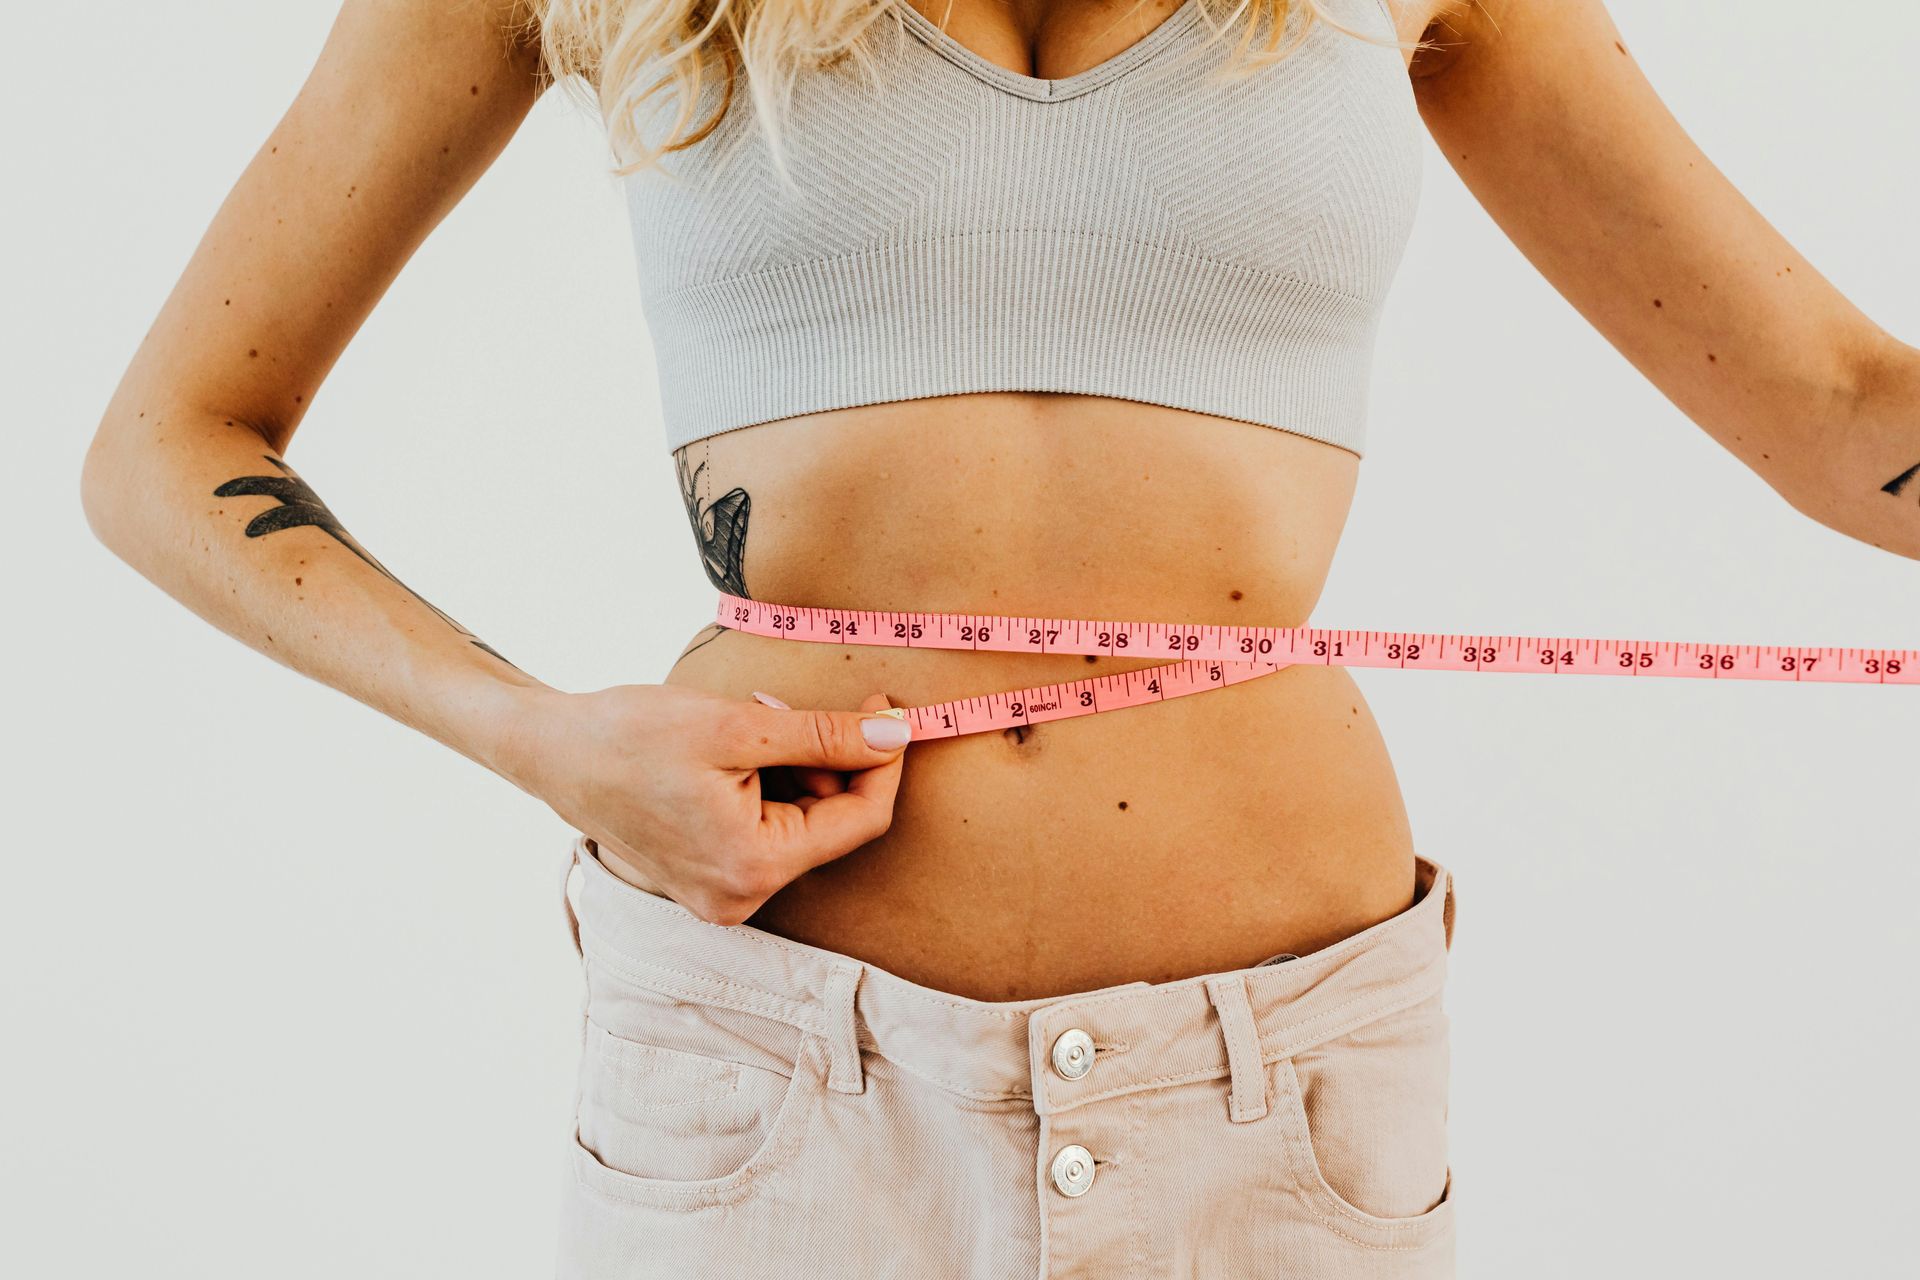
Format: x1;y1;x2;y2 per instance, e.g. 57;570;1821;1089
4;1;1915;1275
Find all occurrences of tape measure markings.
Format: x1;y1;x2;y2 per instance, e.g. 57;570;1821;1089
712;593;1914;741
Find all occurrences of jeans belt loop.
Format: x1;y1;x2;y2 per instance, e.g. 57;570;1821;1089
1206;972;1269;1124
823;960;866;1095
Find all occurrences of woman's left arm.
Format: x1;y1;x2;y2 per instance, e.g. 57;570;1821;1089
1410;0;1920;559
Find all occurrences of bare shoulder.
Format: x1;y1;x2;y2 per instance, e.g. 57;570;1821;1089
315;0;548;108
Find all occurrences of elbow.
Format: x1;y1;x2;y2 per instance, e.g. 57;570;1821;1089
1786;494;1920;561
1776;474;1920;564
79;426;129;559
1780;434;1920;560
1778;333;1920;559
81;417;159;569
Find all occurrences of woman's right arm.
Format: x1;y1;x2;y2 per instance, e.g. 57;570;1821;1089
80;0;912;925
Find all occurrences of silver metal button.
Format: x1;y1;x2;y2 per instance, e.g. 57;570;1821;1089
1050;1144;1096;1197
1050;1028;1095;1080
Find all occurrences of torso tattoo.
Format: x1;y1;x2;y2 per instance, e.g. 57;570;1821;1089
672;443;754;662
675;443;752;597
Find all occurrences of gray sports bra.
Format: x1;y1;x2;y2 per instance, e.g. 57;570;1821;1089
622;0;1422;458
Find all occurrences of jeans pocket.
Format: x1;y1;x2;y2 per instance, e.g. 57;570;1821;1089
571;1016;823;1211
1270;992;1454;1251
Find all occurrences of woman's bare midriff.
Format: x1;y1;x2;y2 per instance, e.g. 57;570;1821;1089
606;393;1417;1001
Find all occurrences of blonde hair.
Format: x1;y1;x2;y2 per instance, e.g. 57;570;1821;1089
511;0;1399;188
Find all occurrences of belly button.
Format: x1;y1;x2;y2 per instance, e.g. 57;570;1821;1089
1002;724;1043;752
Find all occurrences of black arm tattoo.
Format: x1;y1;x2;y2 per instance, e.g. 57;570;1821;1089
213;455;518;670
1882;461;1920;502
675;443;751;597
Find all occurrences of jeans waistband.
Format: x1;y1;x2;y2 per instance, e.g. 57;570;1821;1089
561;833;1454;1118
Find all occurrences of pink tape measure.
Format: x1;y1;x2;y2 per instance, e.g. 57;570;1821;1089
714;592;1915;742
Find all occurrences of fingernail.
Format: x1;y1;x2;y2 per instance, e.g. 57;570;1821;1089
860;715;912;749
752;691;791;710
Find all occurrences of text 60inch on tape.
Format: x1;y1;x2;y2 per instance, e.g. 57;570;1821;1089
713;592;1915;742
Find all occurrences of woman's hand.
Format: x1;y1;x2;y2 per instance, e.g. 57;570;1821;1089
499;684;912;924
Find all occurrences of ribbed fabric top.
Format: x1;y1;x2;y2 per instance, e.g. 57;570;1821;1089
622;0;1423;457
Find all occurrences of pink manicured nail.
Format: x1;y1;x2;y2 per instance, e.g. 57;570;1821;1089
751;690;791;710
860;716;912;750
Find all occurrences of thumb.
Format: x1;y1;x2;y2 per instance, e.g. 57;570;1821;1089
725;692;912;771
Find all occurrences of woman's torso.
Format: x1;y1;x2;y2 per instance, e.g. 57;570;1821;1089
621;0;1432;1001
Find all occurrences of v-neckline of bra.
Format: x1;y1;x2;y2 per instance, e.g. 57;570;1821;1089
891;0;1206;103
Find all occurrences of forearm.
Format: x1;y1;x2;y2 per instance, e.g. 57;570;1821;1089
1792;333;1920;560
81;408;552;783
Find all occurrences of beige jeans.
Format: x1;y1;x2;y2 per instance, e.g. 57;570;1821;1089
556;834;1457;1278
